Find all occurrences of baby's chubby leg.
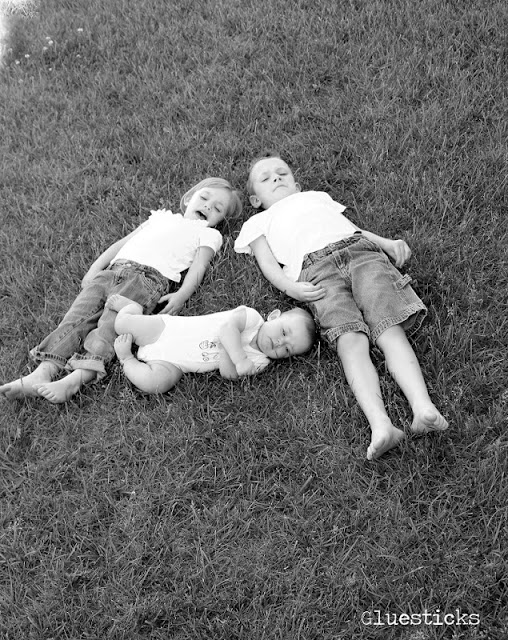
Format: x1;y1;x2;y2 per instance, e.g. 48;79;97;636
114;332;135;362
106;294;144;316
107;294;165;348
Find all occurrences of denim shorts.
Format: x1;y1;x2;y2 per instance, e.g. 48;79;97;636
298;235;427;345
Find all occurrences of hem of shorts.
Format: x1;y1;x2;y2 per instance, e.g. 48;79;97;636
29;348;67;368
371;304;427;343
324;322;370;345
66;354;107;380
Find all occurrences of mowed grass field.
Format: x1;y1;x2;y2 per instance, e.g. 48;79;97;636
1;0;507;638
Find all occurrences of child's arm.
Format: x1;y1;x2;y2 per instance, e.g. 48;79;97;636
356;227;411;268
81;228;141;288
158;246;215;314
218;308;258;378
250;237;326;302
218;349;240;380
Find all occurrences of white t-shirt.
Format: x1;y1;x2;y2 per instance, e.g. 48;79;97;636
234;191;356;281
112;210;222;282
137;306;271;374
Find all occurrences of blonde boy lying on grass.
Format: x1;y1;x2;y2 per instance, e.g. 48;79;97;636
108;294;316;393
234;154;448;460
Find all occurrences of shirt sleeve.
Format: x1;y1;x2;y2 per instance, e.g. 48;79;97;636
234;212;268;255
198;228;223;253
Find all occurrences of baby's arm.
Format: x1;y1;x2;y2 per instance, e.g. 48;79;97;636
250;237;325;303
158;246;215;314
218;308;258;378
81;228;141;288
114;333;181;393
355;227;411;268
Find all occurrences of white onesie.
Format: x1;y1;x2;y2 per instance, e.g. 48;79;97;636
137;306;271;374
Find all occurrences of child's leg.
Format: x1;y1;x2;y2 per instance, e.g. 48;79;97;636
375;324;448;434
0;361;62;400
336;331;405;461
107;294;165;346
114;333;182;394
35;369;97;404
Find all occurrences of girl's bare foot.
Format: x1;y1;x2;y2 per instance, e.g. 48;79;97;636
367;418;406;461
106;294;142;314
411;407;448;434
0;362;60;400
114;333;134;361
34;369;96;404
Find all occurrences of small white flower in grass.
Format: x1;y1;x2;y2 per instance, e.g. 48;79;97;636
24;53;30;58
15;59;20;64
77;28;83;32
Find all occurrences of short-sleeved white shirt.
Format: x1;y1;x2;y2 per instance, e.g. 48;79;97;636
112;210;222;282
137;306;271;374
234;191;356;281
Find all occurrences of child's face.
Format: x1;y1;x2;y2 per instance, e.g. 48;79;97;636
183;187;232;227
256;312;311;360
249;158;301;209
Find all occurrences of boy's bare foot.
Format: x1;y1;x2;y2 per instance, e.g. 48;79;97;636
34;369;95;404
114;333;134;361
411;407;448;434
367;419;406;461
0;362;60;400
106;294;142;314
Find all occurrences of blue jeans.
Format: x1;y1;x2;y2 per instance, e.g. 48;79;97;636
299;236;427;345
30;261;169;379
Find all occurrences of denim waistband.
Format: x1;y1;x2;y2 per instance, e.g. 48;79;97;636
109;260;166;281
302;232;363;269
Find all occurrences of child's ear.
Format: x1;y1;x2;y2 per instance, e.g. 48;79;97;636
249;194;262;208
267;309;281;322
295;183;302;192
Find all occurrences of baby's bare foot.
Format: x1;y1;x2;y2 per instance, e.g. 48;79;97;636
411;407;448;434
106;294;141;313
367;420;405;461
114;334;134;361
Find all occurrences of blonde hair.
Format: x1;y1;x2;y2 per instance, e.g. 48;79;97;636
180;178;243;218
246;152;282;195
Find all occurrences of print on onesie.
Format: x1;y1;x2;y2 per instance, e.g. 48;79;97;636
199;339;219;363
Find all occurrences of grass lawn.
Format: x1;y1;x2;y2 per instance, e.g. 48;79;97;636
0;0;507;638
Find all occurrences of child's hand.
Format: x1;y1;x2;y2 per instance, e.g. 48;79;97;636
158;292;185;315
385;239;411;267
287;281;326;302
235;358;258;377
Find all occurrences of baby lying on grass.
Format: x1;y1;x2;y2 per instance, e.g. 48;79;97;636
74;294;316;395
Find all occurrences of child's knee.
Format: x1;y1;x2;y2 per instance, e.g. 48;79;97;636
114;313;130;335
336;331;369;357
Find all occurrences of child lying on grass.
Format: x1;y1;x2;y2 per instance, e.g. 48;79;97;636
234;153;448;460
108;294;316;393
0;178;242;404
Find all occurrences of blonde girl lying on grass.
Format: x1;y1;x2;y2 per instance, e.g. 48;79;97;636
108;294;316;394
0;178;242;404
